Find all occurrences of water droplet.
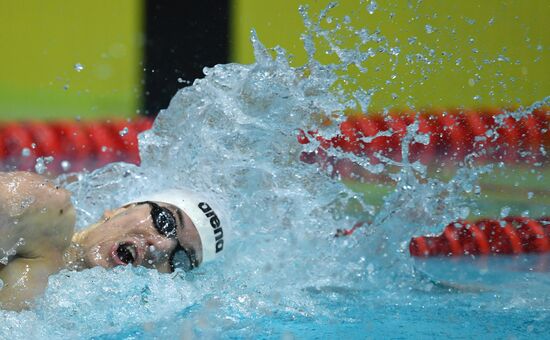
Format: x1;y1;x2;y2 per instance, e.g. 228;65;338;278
35;156;54;174
21;148;31;157
425;25;434;34
74;63;84;72
474;185;481;195
61;160;71;172
500;206;511;218
367;0;377;14
414;133;430;145
459;207;470;219
119;127;129;136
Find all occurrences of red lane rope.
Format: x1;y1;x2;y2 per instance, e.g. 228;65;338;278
0;109;548;174
0;122;36;171
300;109;550;169
409;217;550;257
0;118;153;173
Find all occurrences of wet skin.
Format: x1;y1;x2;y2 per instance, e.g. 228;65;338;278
0;172;202;311
75;202;203;272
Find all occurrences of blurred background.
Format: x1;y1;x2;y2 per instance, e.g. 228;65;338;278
0;0;547;121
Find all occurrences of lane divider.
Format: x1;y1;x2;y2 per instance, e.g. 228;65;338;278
299;109;550;173
409;217;550;257
0;118;153;173
0;109;548;175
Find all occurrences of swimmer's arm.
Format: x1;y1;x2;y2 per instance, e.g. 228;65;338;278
0;254;63;311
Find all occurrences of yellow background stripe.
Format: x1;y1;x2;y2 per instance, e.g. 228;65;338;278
232;0;549;111
0;0;142;121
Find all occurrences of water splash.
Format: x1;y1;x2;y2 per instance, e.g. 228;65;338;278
2;2;548;338
17;23;368;337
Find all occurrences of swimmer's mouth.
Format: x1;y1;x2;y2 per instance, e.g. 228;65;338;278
112;243;138;265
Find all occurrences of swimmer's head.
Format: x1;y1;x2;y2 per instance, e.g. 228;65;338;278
129;189;227;267
71;189;227;273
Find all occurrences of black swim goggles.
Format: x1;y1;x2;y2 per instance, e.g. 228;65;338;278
134;201;198;272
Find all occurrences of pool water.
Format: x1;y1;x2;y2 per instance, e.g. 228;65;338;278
83;256;550;338
100;291;549;339
1;3;549;339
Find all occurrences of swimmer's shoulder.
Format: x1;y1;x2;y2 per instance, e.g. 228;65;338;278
0;171;75;259
0;172;74;311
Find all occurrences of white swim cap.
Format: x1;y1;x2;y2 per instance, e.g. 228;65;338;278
129;189;226;264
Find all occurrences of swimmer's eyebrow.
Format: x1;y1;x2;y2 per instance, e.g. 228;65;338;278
175;208;186;230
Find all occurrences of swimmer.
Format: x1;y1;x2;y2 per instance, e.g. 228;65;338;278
0;171;226;311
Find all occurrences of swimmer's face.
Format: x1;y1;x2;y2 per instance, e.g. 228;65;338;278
77;202;203;273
